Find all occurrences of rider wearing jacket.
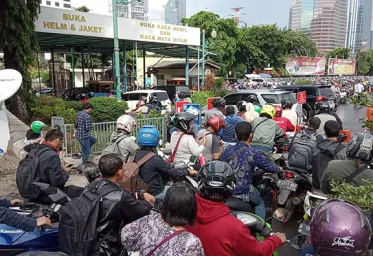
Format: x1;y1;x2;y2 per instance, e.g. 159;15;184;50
186;161;286;256
220;106;244;142
314;101;343;133
135;125;195;200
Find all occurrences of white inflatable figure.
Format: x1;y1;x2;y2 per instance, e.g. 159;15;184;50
0;69;23;152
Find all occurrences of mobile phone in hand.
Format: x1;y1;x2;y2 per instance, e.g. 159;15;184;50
66;164;74;168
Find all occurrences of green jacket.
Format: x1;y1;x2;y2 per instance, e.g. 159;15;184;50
251;117;284;149
321;159;373;194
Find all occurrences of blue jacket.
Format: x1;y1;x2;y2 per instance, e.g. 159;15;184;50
220;142;280;195
0;199;36;232
220;115;244;142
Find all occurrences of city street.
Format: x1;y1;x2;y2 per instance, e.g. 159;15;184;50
275;102;366;255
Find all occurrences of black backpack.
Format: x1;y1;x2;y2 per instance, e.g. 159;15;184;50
59;181;116;256
16;147;51;200
312;142;346;189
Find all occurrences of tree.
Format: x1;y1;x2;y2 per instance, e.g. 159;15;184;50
0;0;41;122
283;30;318;57
75;5;90;12
326;48;351;60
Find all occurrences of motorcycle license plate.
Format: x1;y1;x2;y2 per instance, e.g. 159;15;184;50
298;223;311;236
277;180;298;191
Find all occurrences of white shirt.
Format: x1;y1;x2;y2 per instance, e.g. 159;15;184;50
355;83;364;93
282;109;298;128
170;131;205;164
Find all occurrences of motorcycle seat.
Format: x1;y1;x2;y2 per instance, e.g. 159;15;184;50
225;198;252;212
287;166;310;175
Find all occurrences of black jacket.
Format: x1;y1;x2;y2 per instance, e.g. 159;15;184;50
0;199;36;232
90;179;152;256
33;144;69;190
135;149;188;195
329;111;343;130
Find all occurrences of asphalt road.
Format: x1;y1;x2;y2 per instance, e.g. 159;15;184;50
273;103;365;256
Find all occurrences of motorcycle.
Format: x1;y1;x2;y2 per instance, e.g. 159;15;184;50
273;168;312;222
339;89;348;104
0;182;70;255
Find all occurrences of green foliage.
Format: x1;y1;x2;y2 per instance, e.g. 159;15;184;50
330;179;373;213
30;69;50;85
75;5;90;12
147;109;164;118
32;96;69;124
65;101;83;112
212;77;228;97
349;92;373;131
326;48;351;60
295;80;313;85
89;97;128;122
191;91;215;106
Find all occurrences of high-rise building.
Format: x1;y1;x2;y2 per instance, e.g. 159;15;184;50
40;0;72;9
289;0;348;53
112;0;149;20
164;0;186;25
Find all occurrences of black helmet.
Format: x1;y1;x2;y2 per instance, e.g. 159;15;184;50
178;92;187;99
149;95;158;104
315;101;330;114
174;112;195;132
246;95;258;104
237;101;247;112
212;98;226;108
198;160;236;201
281;99;293;109
347;133;373;161
82;161;101;183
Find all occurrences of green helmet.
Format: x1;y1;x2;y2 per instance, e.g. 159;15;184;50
254;105;262;114
31;121;46;134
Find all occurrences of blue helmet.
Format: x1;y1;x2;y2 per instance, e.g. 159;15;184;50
137;125;160;147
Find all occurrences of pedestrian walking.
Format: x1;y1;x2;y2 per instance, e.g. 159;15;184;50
75;102;96;166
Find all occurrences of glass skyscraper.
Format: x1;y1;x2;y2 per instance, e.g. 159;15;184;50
164;0;186;25
289;0;348;53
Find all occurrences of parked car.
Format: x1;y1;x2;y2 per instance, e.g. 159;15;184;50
62;87;91;101
248;78;265;88
121;90;171;114
223;89;304;124
35;88;56;97
276;85;337;118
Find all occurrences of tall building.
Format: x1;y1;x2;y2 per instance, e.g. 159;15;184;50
289;0;348;53
40;0;72;9
164;0;186;25
112;0;149;20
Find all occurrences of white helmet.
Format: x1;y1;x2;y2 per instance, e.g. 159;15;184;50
185;106;199;120
116;115;136;133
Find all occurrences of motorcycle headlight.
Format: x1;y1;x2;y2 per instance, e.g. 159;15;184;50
235;212;260;226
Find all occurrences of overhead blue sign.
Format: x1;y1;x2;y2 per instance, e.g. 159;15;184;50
183;104;201;128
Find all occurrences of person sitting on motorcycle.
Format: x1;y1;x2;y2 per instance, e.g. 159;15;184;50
281;99;297;127
186;160;287;256
251;104;284;159
198;114;225;162
171;112;206;166
302;199;371;256
220;106;244;142
320;132;373;194
239;101;259;123
88;154;154;256
202;98;225;125
185;106;200;138
314;101;343;133
312;120;347;190
127;97;148;114
237;101;247;118
246;95;262;109
135;125;198;201
220;122;281;220
301;117;324;143
146;95;161;114
24;121;46;147
0;198;51;232
101;115;139;162
273;105;295;134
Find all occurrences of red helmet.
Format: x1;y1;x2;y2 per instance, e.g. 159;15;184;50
311;199;371;255
274;105;282;117
207;114;225;134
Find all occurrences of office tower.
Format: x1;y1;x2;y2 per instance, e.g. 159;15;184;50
164;0;186;25
115;0;149;20
40;0;72;9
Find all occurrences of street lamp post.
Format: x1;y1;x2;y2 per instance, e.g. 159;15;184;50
113;0;139;100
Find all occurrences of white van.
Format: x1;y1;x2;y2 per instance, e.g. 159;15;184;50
121;90;171;114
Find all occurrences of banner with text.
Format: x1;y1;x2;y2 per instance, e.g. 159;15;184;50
34;6;200;46
328;58;356;76
285;57;326;76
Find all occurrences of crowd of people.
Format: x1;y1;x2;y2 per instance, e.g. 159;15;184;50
1;91;373;256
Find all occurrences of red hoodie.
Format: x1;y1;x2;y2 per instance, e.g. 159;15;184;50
273;116;295;134
186;195;282;256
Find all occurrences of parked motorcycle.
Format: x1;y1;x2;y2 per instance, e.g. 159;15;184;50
0;182;70;255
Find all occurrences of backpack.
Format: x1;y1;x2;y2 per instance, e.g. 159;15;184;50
288;131;318;171
101;134;127;157
312;142;346;189
59;181;115;256
16;147;51;200
119;152;156;192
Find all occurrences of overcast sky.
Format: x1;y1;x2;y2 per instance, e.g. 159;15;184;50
72;0;291;28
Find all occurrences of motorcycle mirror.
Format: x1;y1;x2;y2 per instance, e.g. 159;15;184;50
189;156;197;163
289;234;311;250
273;208;291;223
